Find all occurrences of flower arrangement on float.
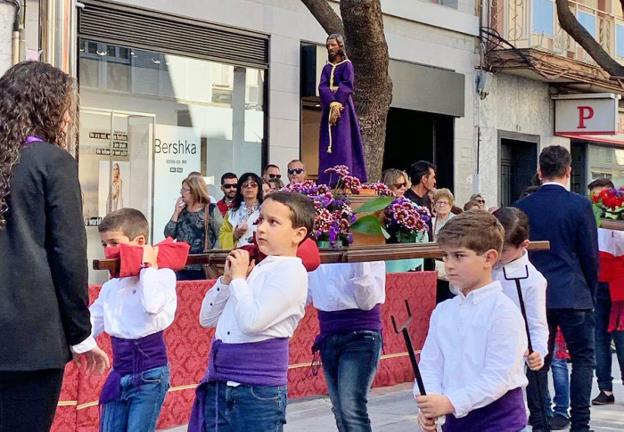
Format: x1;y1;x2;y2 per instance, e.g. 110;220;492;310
285;165;429;248
384;197;431;243
592;187;624;220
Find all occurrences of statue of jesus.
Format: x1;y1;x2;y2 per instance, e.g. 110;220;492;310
317;33;368;185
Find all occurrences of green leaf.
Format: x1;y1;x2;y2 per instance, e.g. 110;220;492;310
351;214;383;235
354;196;393;214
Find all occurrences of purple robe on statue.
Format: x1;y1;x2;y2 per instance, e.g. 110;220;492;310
317;59;367;185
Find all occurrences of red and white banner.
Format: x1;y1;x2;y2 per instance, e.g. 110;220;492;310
554;93;619;135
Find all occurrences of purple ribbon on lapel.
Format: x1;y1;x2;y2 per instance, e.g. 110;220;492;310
23;135;44;146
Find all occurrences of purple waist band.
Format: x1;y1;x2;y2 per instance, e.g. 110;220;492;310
188;338;290;432
313;304;382;352
99;331;168;404
442;387;527;432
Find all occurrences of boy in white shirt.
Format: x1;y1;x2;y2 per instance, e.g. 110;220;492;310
307;261;386;431
189;191;314;432
492;207;550;430
90;208;177;432
415;210;528;432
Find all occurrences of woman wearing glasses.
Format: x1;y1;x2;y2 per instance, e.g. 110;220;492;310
382;168;409;197
164;175;223;280
432;188;456;241
218;172;263;249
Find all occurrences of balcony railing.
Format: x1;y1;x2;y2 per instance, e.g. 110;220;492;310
489;0;624;66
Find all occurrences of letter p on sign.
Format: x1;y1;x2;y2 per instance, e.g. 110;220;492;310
577;105;594;129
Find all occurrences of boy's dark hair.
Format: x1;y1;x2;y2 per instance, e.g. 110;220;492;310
264;191;315;240
587;178;614;191
408;160;435;185
221;172;237;185
98;208;149;242
493;207;529;247
539;145;571;180
437;210;504;254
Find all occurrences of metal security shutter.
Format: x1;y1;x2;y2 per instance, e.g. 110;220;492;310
79;0;268;69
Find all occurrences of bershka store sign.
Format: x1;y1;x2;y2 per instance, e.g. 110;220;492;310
554;93;620;135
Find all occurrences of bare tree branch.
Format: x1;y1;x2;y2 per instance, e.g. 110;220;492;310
556;0;624;76
300;0;344;35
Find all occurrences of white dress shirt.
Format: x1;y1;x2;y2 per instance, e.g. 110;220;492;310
307;262;386;311
88;268;177;340
200;256;308;342
415;281;528;418
492;250;549;359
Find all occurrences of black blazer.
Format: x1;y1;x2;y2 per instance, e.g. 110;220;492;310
515;184;598;310
0;142;92;371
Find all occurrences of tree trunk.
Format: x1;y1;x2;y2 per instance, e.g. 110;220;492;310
556;0;624;77
300;0;343;35
300;0;392;181
340;0;392;181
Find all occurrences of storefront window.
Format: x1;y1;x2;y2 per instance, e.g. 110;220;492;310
587;144;624;187
78;39;266;283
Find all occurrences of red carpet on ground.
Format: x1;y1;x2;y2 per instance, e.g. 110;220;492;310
51;271;436;431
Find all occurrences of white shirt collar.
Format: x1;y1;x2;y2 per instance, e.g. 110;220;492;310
541;181;569;190
494;250;530;278
456;280;502;304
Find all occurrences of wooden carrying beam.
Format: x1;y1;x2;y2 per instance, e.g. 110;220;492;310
600;220;624;231
92;241;551;272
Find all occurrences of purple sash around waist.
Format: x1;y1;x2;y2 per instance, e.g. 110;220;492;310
312;304;382;352
99;331;168;404
188;338;289;432
442;387;527;432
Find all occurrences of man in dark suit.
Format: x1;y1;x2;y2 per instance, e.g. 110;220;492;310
515;145;598;432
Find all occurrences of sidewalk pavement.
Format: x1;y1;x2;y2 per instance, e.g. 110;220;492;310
162;354;624;431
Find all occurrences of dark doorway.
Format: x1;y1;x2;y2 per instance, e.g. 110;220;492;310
500;138;538;206
383;107;454;190
570;141;587;195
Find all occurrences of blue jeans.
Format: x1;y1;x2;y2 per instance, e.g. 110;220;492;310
200;381;287;432
527;309;595;431
545;357;570;418
100;365;170;432
594;283;624;392
320;330;382;432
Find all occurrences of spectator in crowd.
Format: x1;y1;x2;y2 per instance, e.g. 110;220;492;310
432;189;456;240
262;163;282;182
405;160;436;214
470;193;486;210
219;172;263;249
269;177;284;193
216;172;238;217
515;145;598;432
287;159;307;185
432;188;457;304
382;168;409;197
588;177;624;406
165;176;223;280
262;178;272;197
0;61;109;431
463;200;481;211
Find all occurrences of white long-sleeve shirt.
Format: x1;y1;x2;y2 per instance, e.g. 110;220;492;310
307;262;386;311
492;250;549;359
415;281;528;418
199;255;308;342
88;268;177;340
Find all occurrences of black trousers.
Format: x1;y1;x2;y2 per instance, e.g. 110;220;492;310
0;369;64;432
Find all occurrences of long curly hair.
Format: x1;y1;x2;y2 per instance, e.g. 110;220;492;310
0;61;77;229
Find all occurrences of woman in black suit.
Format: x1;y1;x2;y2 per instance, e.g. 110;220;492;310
0;62;109;431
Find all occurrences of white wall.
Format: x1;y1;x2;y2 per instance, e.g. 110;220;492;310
0;3;15;76
477;73;569;205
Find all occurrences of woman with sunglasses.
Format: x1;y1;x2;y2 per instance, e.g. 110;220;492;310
218;173;263;249
382;168;410;197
